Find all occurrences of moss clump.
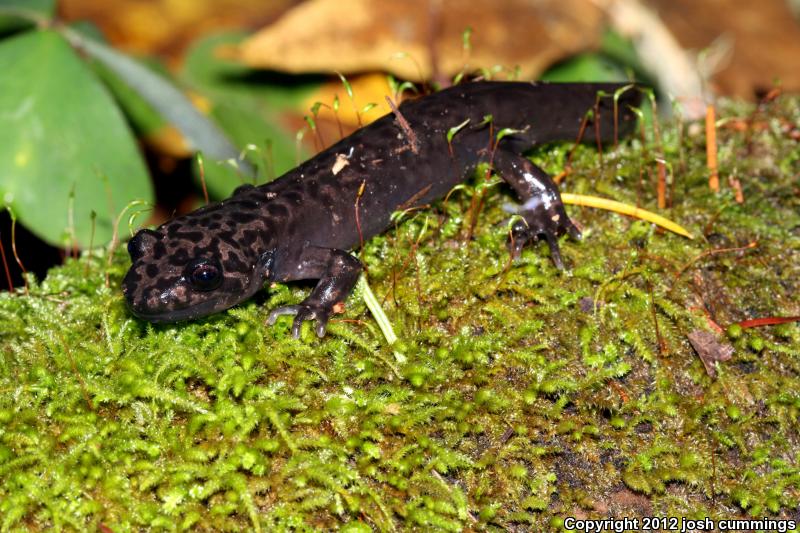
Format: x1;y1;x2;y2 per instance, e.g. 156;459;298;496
1;95;799;531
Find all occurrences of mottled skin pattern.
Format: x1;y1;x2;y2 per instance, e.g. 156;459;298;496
123;81;640;337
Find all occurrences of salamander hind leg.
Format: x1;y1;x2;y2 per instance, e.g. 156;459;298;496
268;247;362;338
493;149;581;269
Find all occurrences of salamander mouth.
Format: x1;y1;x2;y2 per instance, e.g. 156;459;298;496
126;298;231;323
123;267;269;324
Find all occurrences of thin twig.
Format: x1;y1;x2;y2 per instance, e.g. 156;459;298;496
673;241;757;283
385;96;419;154
7;209;28;295
0;232;13;292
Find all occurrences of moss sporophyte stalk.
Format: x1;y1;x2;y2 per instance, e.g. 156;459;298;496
0;95;799;530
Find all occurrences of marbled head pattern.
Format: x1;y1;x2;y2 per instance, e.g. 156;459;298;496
123;190;276;322
123;81;640;337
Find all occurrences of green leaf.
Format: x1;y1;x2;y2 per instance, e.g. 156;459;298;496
60;26;251;176
0;1;53;34
0;30;152;247
601;30;641;68
0;1;54;28
541;53;628;82
181;33;322;197
198;101;300;198
0;0;53;14
181;32;319;109
68;22;166;139
89;51;167;139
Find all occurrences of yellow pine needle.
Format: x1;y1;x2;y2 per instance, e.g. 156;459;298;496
561;193;694;239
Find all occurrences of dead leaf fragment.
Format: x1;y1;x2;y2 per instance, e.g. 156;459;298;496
236;0;604;81
331;153;350;175
648;0;800;98
687;329;734;378
60;0;294;64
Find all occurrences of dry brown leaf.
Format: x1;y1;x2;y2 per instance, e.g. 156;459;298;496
59;0;294;64
235;0;604;81
648;0;800;98
687;329;734;378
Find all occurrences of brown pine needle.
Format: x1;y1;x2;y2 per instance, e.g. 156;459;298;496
735;316;800;329
560;193;693;239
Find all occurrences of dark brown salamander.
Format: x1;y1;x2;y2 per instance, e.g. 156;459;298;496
123;81;640;337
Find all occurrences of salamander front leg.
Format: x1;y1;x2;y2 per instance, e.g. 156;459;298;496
492;149;581;269
267;247;363;338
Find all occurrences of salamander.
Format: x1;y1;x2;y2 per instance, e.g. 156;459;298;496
123;81;640;337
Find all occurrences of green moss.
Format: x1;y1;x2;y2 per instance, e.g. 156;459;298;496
1;95;800;530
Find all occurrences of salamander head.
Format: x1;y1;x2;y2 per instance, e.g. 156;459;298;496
122;208;273;323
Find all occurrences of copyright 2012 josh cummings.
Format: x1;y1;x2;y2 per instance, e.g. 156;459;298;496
563;516;797;533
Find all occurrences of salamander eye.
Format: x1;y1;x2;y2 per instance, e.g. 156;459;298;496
186;259;222;291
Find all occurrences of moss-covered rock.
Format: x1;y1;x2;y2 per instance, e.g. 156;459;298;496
1;95;799;531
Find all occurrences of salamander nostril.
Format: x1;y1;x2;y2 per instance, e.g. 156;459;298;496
127;229;161;261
